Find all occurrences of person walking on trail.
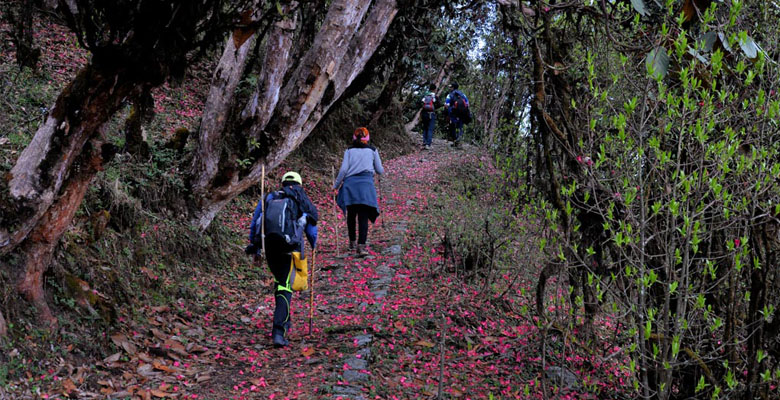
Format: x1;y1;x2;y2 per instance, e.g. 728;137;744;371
333;127;384;256
445;82;470;146
420;84;438;150
246;171;318;347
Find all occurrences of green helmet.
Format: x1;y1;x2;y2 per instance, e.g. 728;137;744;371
282;171;302;185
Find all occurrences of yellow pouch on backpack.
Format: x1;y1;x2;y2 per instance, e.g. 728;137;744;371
290;251;308;291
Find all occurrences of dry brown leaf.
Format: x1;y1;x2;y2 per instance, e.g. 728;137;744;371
138;352;154;363
413;340;436;348
151;328;167;340
110;333;138;355
137;363;157;377
61;378;77;396
186;343;208;353
302;347;316;357
153;362;179;374
151;389;173;398
151;305;170;313
103;352;122;363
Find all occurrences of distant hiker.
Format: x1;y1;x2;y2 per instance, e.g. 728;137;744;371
333;127;385;256
246;171;318;347
445;82;470;146
420;84;438;150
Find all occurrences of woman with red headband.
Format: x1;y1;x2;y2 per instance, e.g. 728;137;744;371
333;127;385;256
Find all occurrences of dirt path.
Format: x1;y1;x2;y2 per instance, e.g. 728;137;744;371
185;139;460;399
17;137;631;400
25;138;459;400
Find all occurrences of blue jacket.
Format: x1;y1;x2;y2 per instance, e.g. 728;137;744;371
249;183;318;255
445;89;469;122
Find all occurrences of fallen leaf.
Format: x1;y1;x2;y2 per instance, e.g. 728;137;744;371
137;363;157;377
153;362;179;373
413;340;436;348
110;333;137;355
61;378;77;396
151;328;167;340
103;352;121;363
302;347;316;357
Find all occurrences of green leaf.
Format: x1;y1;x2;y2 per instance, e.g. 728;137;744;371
646;47;669;79
631;0;649;16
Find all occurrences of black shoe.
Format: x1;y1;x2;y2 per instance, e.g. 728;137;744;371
272;332;289;348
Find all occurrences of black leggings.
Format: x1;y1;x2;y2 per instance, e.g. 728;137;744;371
347;204;372;245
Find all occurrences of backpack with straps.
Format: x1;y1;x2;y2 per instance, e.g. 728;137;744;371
451;92;471;124
422;93;435;111
452;92;468;115
258;190;300;251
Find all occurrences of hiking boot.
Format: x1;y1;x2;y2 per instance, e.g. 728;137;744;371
272;332;289;348
356;244;369;256
349;241;356;252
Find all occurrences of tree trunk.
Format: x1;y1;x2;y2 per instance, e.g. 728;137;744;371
1;65;141;255
4;0;41;70
17;134;112;328
190;16;264;202
0;309;7;337
189;0;399;230
189;3;296;227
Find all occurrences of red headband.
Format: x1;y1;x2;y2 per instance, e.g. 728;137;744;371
353;127;370;143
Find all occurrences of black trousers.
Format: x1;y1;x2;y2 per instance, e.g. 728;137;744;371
265;248;294;337
347;204;372;245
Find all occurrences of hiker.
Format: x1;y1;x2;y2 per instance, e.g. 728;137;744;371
445;82;470;145
246;171;318;347
333;127;385;256
420;84;438;150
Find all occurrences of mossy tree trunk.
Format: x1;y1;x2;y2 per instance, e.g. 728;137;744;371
188;0;400;230
1;0;249;328
0;309;7;337
2;63;143;327
17;133;114;328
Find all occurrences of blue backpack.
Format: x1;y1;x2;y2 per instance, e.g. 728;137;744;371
257;191;300;251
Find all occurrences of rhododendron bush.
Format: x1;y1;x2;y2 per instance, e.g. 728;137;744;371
491;1;780;398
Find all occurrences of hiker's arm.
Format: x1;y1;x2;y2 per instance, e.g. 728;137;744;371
304;224;318;249
333;150;349;189
248;200;264;244
373;149;384;175
298;190;319;225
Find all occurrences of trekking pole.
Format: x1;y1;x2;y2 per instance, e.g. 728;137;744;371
378;176;384;228
260;164;265;256
308;248;316;336
332;165;339;257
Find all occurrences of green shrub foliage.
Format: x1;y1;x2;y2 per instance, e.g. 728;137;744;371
494;1;780;398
